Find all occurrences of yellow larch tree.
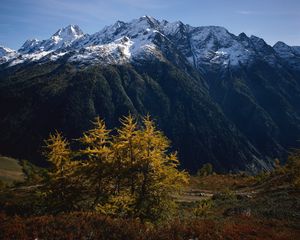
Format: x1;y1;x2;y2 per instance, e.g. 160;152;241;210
78;117;113;208
42;114;189;221
43;131;81;213
132;115;189;222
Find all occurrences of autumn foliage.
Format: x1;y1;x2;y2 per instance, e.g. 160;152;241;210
43;115;188;222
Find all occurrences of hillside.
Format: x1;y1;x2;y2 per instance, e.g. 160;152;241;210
0;156;24;185
1;170;299;239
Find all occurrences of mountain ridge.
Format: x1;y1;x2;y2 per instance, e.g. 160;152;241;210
1;16;299;71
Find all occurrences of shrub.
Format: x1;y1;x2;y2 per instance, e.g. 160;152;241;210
197;163;213;177
193;199;213;217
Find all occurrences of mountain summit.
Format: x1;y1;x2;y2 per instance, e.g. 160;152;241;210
17;24;84;57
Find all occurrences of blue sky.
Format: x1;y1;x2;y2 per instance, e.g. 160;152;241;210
1;0;300;49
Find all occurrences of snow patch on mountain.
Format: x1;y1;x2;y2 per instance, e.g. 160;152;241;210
8;51;52;67
68;17;166;64
161;20;187;35
69;37;133;64
18;39;41;54
185;26;254;67
69;31;163;65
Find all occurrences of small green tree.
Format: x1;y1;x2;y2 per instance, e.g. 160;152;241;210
21;160;48;184
285;149;300;187
197;163;213;177
193;199;213;217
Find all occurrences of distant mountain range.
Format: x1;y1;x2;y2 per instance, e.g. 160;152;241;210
1;16;300;173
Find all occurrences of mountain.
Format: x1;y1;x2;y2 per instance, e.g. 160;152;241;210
0;16;300;173
273;41;300;71
0;46;17;64
19;24;84;54
1;17;299;69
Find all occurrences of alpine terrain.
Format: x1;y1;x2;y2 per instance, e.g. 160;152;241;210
1;16;300;173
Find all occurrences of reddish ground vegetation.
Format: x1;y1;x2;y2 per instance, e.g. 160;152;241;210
1;212;299;240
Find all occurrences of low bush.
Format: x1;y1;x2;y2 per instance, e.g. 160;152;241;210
1;212;298;240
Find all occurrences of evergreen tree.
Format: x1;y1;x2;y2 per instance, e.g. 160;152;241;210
197;163;213;177
286;148;300;187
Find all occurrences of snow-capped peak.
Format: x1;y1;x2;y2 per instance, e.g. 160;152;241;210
138;15;160;28
161;20;187;35
68;16;166;65
81;16;162;49
49;24;84;49
18;24;84;55
52;25;84;42
0;46;16;57
19;39;40;54
0;46;18;64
